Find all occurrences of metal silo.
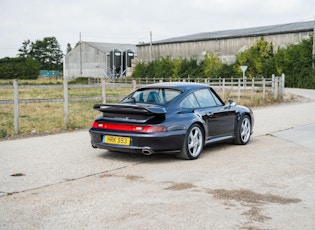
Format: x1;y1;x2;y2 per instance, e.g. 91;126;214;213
110;48;122;77
123;49;135;76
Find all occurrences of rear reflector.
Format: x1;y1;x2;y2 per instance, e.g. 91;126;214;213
92;122;167;133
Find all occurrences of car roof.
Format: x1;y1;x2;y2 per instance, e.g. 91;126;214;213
140;82;210;92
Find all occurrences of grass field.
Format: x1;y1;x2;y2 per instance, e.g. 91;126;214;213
0;79;281;139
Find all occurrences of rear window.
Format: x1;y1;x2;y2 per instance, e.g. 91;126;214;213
122;88;182;104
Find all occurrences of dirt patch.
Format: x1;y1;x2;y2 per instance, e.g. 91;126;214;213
208;189;301;205
125;175;143;181
165;182;197;191
99;173;143;181
208;188;301;225
242;206;271;223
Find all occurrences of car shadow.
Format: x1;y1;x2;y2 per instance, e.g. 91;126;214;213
96;140;243;163
97;150;177;164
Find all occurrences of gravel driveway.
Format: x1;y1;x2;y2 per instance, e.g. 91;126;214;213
0;88;315;229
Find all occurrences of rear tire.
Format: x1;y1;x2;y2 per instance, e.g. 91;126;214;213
176;123;204;160
234;115;251;145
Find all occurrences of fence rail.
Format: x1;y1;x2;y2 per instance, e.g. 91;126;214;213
0;75;284;135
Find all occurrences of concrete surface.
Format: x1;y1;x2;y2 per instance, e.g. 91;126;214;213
274;123;315;151
0;88;315;229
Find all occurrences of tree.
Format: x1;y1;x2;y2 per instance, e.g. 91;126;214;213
66;43;72;54
177;57;201;78
236;37;274;77
30;37;63;70
275;38;315;88
131;37;315;88
131;61;146;78
0;57;40;79
155;57;174;78
200;53;223;78
18;37;63;71
18;39;31;58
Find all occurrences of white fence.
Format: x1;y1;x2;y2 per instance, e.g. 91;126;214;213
0;75;284;134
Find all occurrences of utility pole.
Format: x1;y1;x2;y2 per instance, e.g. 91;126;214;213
80;32;82;76
150;31;152;62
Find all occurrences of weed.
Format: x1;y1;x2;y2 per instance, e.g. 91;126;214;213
0;128;7;137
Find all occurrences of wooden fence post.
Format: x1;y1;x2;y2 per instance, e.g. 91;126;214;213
251;77;255;100
272;74;275;88
101;78;106;103
222;78;225;99
132;79;136;91
63;78;69;129
13;79;19;134
274;77;279;100
238;78;241;101
281;73;285;97
262;78;266;99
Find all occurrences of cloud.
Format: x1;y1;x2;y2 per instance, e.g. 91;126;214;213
0;0;314;58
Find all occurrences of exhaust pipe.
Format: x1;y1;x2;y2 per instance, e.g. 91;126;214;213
142;147;153;155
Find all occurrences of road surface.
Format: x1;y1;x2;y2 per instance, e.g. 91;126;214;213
0;88;315;229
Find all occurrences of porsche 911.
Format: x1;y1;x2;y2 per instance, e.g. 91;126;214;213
89;82;254;160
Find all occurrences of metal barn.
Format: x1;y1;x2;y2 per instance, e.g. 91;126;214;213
137;21;315;64
64;42;136;79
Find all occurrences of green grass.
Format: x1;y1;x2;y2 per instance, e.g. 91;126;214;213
220;90;280;107
0;84;133;138
0;82;282;139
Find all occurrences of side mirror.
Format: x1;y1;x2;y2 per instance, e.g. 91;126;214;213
227;100;236;107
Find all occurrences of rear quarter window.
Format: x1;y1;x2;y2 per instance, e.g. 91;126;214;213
194;88;220;107
180;93;199;108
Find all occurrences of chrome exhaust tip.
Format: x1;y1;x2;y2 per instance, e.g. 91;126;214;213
142;148;153;155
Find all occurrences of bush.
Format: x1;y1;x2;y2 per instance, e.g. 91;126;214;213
0;57;40;79
68;77;89;84
275;38;315;89
132;37;315;89
0;128;7;138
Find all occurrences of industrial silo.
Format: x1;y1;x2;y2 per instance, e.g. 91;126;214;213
123;49;134;76
110;49;122;77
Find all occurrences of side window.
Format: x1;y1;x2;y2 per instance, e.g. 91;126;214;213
180;93;199;109
194;89;218;107
210;89;224;106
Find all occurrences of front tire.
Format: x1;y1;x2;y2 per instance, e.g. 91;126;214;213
234;115;251;145
176;123;204;160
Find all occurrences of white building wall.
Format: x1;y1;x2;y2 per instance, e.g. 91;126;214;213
65;43;108;79
137;31;313;64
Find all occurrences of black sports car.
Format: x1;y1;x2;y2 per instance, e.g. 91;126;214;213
89;82;254;160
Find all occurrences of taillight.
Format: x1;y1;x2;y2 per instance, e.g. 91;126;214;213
92;122;167;133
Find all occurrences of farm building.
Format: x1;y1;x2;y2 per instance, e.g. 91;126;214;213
64;42;136;79
137;20;315;64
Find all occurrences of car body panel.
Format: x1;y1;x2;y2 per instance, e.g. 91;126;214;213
89;82;254;156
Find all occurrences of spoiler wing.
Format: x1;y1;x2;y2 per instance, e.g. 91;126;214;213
93;103;166;123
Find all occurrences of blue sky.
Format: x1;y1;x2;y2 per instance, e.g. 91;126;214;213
0;0;314;58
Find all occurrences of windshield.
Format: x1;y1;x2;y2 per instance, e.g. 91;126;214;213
121;88;182;105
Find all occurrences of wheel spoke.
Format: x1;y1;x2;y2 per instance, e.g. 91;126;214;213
188;127;202;156
241;118;250;142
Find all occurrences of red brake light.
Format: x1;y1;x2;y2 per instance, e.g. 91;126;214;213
92;122;167;133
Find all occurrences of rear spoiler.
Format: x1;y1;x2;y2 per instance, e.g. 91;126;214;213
93;103;166;115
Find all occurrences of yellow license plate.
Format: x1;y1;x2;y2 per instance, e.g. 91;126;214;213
104;135;130;146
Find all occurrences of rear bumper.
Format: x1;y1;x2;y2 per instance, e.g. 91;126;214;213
89;128;186;154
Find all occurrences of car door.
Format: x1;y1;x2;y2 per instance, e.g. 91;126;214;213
194;88;237;139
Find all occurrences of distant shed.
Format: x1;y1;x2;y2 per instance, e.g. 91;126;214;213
64;42;136;79
137;21;315;64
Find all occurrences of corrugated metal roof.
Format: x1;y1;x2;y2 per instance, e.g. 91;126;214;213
85;42;137;53
139;20;314;46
